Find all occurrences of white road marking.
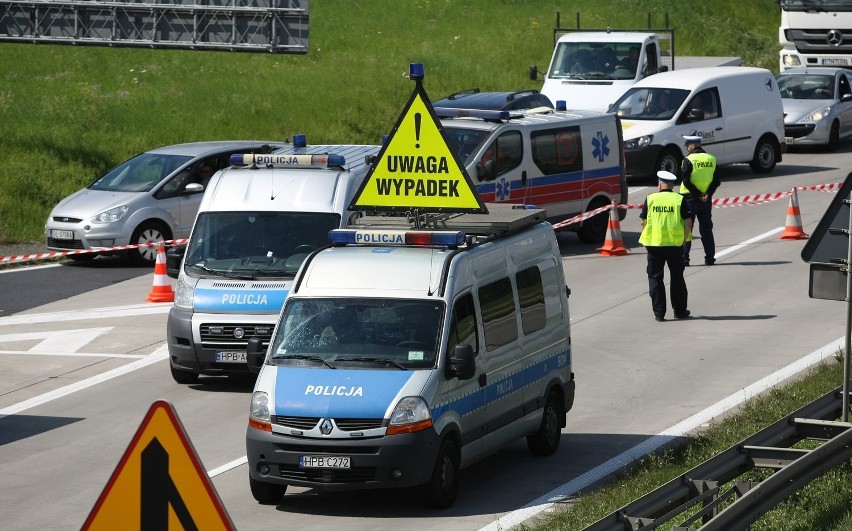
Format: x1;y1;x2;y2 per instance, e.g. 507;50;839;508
0;345;168;420
0;350;145;359
0;303;171;326
0;327;113;353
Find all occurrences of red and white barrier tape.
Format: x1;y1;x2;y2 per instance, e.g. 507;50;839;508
0;181;845;264
0;239;189;265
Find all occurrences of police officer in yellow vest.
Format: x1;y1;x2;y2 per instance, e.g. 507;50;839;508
679;135;720;266
640;171;694;322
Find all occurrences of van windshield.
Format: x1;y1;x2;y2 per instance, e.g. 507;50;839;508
549;41;643;80
89;153;192;192
270;298;444;370
184;211;340;279
609;87;690;120
442;127;491;165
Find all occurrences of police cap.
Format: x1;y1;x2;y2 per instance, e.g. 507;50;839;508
656;170;678;182
683;135;703;146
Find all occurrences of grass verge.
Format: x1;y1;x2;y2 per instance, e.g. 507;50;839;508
522;358;852;530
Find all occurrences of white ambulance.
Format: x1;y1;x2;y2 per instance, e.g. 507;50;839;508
245;204;575;508
166;143;381;384
436;106;627;243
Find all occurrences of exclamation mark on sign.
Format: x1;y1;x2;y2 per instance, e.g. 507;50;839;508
414;113;421;149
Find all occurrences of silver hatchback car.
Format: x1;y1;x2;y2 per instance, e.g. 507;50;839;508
45;141;284;264
777;67;852;150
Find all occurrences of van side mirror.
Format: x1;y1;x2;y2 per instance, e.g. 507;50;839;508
476;160;496;182
446;344;475;380
166;245;186;279
659;65;669;73
247;337;266;374
529;65;538;81
184;182;204;194
842;93;852;103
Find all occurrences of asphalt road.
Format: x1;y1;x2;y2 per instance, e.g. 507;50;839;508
0;145;849;530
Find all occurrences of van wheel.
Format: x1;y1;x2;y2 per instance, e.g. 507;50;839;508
577;197;610;244
129;221;169;265
656;147;682;177
423;437;460;509
749;136;778;173
826;121;840;152
170;363;199;384
250;474;287;504
527;392;563;456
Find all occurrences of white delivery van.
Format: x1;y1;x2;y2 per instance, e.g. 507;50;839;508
245;204;575;508
436;106;626;243
165;144;381;384
609;66;786;180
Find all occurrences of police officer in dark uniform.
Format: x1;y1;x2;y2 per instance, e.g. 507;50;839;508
679;135;720;266
639;171;694;322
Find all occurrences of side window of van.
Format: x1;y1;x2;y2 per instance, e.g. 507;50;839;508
481;131;523;178
516;266;546;335
447;293;479;357
531;126;583;175
478;277;519;351
683;89;720;122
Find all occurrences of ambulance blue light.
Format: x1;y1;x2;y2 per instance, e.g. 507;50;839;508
434;107;516;121
329;229;465;248
229;153;345;167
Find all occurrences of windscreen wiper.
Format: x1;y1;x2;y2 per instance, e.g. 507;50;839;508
275;354;336;369
335;357;407;370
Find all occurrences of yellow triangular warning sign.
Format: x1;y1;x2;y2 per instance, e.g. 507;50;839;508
82;400;234;530
350;83;487;213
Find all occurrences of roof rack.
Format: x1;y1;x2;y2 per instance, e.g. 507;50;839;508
352;203;546;237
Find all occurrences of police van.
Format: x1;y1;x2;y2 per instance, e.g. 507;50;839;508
165;142;381;384
436;106;627;243
245;204;575;508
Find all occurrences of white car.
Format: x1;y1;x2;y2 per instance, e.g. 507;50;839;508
777;67;852;150
45;141;284;264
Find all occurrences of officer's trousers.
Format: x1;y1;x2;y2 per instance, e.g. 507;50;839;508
646;245;688;318
683;197;715;264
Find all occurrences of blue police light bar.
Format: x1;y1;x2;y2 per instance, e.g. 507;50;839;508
229;153;345;167
293;134;307;148
433;107;521;121
329;229;465;247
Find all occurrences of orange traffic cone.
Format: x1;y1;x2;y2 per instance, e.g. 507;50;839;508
597;202;628;256
780;188;809;240
146;243;174;303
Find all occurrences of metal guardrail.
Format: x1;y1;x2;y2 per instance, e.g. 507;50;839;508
0;0;309;53
585;387;852;530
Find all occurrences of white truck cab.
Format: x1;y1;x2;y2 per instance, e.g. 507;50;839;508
245;204;575;508
539;30;668;112
166;143;381;384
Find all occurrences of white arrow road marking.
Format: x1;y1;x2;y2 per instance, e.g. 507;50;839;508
0;303;171;326
0;327;113;353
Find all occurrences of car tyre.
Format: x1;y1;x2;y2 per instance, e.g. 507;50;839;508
170;363;199;384
749;135;778;173
250;473;287;504
423;437;460;509
826;121;840;152
656;147;682;178
577;197;611;244
527;391;563;456
129;221;169;265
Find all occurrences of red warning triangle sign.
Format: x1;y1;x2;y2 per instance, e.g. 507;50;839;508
82;400;234;530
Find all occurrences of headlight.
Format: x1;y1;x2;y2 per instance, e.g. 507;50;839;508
624;135;653;150
386;396;433;435
781;54;801;67
801;107;832;123
173;273;195;309
249;391;271;431
90;205;128;224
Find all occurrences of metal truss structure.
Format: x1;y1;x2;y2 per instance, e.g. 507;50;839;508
0;0;308;54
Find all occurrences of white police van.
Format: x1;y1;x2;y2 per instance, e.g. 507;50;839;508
245;204;575;508
165;142;381;384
